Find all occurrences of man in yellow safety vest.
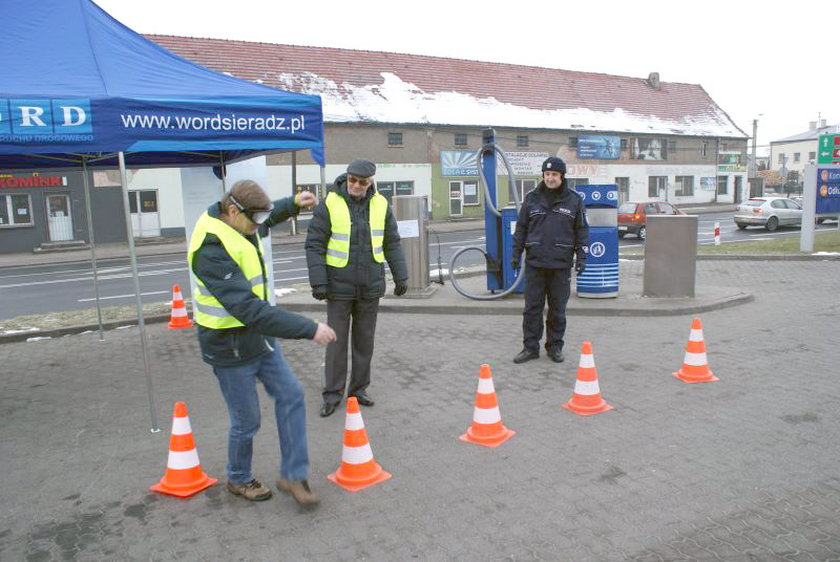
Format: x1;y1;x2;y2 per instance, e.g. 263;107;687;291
189;179;336;504
305;159;408;418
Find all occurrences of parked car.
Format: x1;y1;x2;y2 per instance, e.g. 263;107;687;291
733;196;803;231
617;201;685;240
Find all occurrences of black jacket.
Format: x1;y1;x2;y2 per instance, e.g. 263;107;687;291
190;197;317;367
305;174;408;300
512;181;589;269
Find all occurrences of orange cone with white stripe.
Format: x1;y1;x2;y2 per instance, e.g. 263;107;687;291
150;402;217;497
460;364;515;447
168;284;193;329
562;341;613;416
328;397;391;492
673;318;719;383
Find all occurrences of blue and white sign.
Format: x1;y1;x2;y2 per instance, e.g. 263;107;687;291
817;168;840;214
574;184;618;208
440;151;478;177
577;135;620;160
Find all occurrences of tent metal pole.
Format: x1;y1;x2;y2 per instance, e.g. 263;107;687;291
219;151;227;195
118;152;160;433
319;165;326;202
81;158;105;340
290;151;298;236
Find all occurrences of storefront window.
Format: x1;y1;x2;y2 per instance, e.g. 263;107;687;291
0;194;34;227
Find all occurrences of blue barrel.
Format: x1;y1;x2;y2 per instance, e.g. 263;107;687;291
574;185;619;298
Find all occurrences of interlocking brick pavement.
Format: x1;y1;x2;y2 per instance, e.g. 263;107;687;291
1;259;839;561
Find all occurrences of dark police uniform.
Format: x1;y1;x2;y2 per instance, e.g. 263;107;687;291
512;177;589;360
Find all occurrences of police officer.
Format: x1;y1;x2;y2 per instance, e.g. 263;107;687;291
511;156;589;364
305;159;408;417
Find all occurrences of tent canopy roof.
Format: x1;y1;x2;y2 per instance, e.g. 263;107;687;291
0;0;324;169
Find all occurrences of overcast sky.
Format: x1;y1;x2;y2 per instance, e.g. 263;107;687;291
96;0;838;157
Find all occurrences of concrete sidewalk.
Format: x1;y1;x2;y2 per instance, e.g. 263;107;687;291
2;258;840;561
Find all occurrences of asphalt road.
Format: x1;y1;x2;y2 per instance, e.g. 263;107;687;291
0;211;835;319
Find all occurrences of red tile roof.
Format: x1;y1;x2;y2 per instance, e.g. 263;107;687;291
148;35;746;138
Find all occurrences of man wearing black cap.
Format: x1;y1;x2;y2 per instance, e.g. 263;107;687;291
305;159;408;417
511;156;589;364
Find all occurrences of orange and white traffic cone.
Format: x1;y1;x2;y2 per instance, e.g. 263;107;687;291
328;397;391;492
460;364;515;447
168;284;193;329
673;318;719;384
150;402;217;497
562;341;613;416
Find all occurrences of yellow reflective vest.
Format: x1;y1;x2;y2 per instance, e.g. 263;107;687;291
187;211;266;329
325;191;387;267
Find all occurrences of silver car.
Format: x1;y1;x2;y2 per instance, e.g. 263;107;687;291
734;197;802;232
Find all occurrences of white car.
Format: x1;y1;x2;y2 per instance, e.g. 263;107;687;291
734;197;802;232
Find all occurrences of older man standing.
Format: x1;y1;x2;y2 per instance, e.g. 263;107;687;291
305;159;408;417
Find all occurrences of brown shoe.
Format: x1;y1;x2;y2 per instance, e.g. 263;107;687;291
226;479;272;501
276;478;320;505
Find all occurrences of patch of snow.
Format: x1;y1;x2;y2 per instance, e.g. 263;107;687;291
277;71;741;137
1;327;40;336
26;336;52;342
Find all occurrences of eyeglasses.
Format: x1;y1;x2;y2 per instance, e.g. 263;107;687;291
347;176;372;188
229;194;274;225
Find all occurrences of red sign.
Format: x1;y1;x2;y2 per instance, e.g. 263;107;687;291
0;175;66;188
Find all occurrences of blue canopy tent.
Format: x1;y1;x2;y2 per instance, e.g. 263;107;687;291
0;0;326;430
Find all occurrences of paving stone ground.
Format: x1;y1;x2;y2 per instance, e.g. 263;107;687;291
1;259;839;561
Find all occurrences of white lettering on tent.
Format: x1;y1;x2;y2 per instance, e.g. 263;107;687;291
60;106;87;126
19;106;46;127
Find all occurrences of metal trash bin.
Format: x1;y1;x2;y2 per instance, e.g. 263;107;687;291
575;184;619;298
391;195;436;297
643;215;697;298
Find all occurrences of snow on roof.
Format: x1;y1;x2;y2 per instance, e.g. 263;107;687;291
774;124;840;143
149;35;747;139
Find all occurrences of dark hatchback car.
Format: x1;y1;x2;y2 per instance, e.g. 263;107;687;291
617;201;685;240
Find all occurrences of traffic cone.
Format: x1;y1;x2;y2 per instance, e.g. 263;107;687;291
562;341;613;416
150;402;217;497
328;397;391;492
168;284;193;329
460;364;515;447
673;318;719;383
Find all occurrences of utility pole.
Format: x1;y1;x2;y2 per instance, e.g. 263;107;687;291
750;119;758;199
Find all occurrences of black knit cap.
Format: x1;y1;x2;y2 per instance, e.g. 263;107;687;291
541;156;566;174
347;159;376;178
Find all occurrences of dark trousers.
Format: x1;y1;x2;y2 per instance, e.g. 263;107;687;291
323;298;380;405
522;266;571;352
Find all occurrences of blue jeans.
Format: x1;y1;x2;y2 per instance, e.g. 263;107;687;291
212;343;309;485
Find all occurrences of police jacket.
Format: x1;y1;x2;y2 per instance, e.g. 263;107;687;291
512;180;589;269
305;174;408;300
189;197;317;367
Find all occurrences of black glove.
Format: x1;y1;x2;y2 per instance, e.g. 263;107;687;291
394;279;408;296
312;286;328;300
511;258;520;271
574;260;586;275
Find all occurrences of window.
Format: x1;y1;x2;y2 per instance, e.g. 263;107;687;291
778;153;785;165
462;180;479;206
721;143;728;152
809;151;816;162
516;135;529;148
620;139;628;151
614;177;630;203
376;181;415;203
668;140;677;153
569;136;578;148
514;179;537;202
701;142;708;158
648;176;667;198
658;202;677;214
674;176;694;196
793;152;801;163
566;178;589;189
717;176;728;195
0;193;34;227
454;133;468;147
387;132;403;147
